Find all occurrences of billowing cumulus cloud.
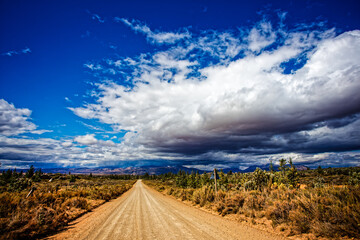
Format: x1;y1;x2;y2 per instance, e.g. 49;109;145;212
71;17;360;167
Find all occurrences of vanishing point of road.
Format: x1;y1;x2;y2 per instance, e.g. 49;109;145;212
47;180;286;240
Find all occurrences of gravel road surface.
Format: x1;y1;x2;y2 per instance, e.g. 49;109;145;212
47;180;286;240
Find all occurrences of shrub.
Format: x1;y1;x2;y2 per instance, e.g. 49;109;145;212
244;193;265;211
349;172;360;186
219;194;245;216
25;165;35;179
252;168;268;190
8;178;32;192
313;176;325;188
244;180;256;191
266;201;293;226
69;175;76;183
289;210;311;233
63;197;88;210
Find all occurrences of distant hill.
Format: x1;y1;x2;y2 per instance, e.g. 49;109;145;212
29;166;202;175
0;164;310;175
221;164;310;173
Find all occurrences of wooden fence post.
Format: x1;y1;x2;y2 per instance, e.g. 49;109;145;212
214;168;217;194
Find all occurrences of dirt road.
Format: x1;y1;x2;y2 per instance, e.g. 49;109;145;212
47;180;285;240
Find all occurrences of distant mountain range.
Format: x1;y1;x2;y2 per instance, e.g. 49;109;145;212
1;164;309;175
32;166;203;175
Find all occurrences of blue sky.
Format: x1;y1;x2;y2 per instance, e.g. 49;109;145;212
1;0;360;170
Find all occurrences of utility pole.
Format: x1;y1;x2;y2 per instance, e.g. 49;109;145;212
214;168;217;194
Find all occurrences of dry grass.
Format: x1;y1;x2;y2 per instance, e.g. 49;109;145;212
0;177;135;240
145;180;360;239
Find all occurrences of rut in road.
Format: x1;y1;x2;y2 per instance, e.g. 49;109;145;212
47;180;286;240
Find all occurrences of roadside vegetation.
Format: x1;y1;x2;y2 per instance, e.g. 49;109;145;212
0;166;137;240
144;161;360;240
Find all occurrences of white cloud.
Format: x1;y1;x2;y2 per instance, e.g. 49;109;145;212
0;99;37;136
86;10;105;23
92;14;105;23
115;18;190;45
61;141;73;147
0;101;178;168
0;135;112;168
78;121;103;131
0;99;51;136
73;134;117;147
74;134;98;145
72;18;360;160
84;63;102;70
31;129;53;134
1;47;31;57
247;21;276;52
192;31;244;61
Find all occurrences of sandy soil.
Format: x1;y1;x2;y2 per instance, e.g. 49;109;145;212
46;180;286;240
